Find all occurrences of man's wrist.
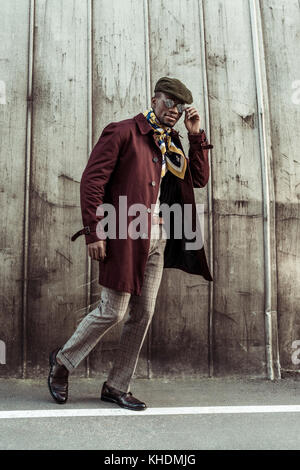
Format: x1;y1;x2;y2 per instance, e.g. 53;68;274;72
188;128;204;135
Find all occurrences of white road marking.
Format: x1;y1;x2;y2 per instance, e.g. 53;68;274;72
0;405;300;419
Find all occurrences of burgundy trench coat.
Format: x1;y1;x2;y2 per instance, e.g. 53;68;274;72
72;112;213;295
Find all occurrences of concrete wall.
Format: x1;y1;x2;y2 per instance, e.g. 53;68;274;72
0;0;299;378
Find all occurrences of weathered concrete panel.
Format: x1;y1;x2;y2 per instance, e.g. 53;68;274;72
260;0;300;371
204;0;267;375
0;0;30;377
26;0;88;376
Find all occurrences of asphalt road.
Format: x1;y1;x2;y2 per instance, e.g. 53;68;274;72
0;376;299;450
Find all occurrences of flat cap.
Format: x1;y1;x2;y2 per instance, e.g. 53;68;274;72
154;76;193;104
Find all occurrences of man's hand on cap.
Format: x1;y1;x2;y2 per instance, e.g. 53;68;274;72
184;106;201;134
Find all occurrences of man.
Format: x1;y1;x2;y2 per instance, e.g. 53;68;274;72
48;77;213;411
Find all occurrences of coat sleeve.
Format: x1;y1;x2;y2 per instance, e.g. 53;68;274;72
79;122;123;245
187;131;213;188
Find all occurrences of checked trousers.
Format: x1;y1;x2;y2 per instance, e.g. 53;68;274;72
56;223;167;393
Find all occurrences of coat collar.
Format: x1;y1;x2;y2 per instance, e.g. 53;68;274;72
134;113;180;137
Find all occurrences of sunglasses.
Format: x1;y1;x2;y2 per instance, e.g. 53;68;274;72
163;98;190;114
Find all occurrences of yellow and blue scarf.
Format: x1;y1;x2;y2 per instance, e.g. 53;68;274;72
143;108;187;179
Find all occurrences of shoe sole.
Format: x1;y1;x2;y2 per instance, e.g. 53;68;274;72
47;351;68;405
101;396;146;411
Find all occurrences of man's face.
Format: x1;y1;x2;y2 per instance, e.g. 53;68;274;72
151;92;184;127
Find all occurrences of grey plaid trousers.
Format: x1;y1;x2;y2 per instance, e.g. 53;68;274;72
56;223;167;393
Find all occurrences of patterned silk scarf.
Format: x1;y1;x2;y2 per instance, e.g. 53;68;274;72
143;108;187;179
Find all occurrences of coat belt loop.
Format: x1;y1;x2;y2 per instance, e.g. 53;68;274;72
71;226;91;242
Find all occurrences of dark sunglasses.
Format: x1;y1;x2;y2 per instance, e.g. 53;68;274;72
163;98;190;114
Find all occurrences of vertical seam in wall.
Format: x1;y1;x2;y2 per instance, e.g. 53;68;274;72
144;0;152;379
249;0;278;380
85;0;93;378
22;0;35;379
198;0;214;378
144;0;152;106
257;0;281;380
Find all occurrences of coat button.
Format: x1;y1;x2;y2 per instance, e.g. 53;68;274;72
151;181;156;187
147;208;151;213
152;157;158;163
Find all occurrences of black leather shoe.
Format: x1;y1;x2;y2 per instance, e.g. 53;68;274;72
101;381;147;411
48;348;69;404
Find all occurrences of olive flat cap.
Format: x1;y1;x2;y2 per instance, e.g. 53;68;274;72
154;76;193;104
